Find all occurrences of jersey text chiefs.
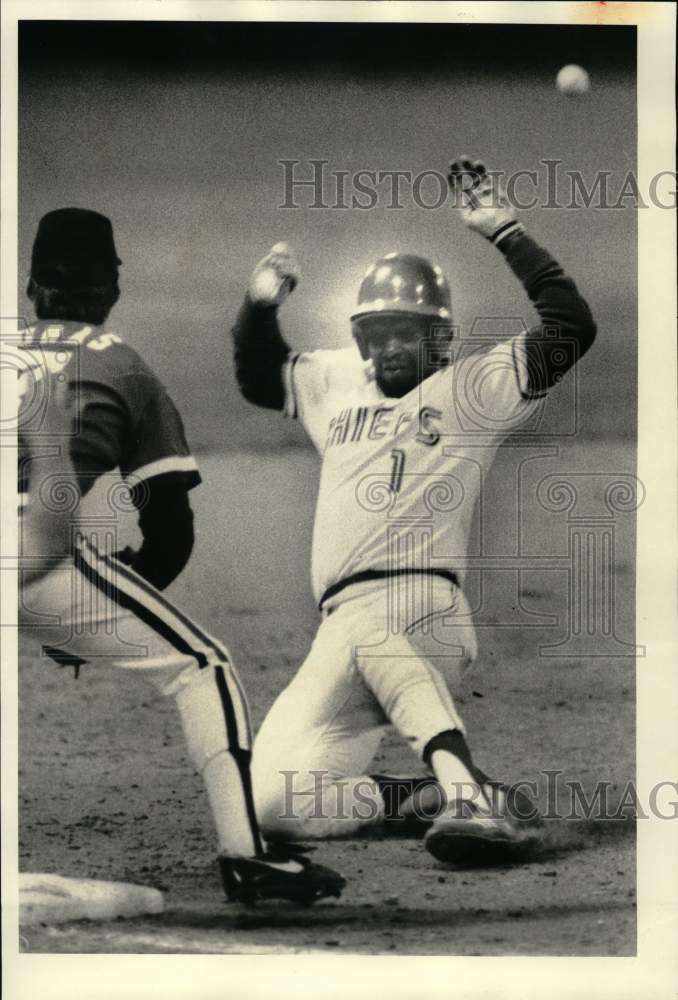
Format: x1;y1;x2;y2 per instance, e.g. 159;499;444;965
325;405;442;449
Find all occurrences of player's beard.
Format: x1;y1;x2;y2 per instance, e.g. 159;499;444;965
375;368;416;398
375;357;428;398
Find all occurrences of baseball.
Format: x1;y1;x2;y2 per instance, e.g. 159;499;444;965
556;64;590;96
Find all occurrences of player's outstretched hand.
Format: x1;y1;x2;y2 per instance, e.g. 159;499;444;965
248;242;300;307
447;157;518;240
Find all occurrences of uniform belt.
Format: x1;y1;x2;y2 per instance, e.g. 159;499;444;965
319;568;458;611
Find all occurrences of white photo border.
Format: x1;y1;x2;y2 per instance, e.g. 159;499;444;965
2;3;676;998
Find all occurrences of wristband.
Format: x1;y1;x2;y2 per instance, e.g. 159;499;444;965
489;220;525;247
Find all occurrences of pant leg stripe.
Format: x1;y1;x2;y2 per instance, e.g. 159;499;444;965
214;665;264;855
79;539;221;665
223;668;251;752
74;548;208;669
96;541;229;658
87;540;230;662
229;667;254;748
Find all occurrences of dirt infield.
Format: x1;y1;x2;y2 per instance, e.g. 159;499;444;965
18;442;637;955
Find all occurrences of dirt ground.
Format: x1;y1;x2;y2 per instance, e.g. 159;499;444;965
18;440;637;955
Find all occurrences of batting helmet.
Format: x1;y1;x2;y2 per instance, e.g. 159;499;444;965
351;253;452;360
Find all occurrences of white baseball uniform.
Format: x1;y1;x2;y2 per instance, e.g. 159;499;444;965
253;333;543;838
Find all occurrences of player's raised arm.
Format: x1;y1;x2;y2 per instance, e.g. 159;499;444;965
231;242;300;410
447;157;597;395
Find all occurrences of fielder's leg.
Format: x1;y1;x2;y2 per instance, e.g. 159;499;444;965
19;539;345;902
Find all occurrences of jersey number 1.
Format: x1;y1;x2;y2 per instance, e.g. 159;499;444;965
390;449;406;494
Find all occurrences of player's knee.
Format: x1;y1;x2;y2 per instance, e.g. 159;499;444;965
462;628;478;670
148;650;230;700
454;634;477;677
251;748;289;829
253;775;317;839
136;656;201;698
451;629;478;690
444;627;478;684
252;765;347;840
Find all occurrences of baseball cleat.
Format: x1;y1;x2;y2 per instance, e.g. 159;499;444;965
424;788;540;867
395;780;447;834
218;844;346;906
396;779;540;837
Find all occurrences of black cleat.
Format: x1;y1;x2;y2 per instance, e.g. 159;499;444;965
218;844;346;906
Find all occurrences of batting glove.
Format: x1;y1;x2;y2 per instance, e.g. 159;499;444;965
447;157;523;246
248;242;300;307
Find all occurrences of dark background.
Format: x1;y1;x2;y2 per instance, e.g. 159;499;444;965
20;21;634;72
19;20;636;450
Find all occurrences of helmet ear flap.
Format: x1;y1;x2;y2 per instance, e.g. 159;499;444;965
351;321;371;361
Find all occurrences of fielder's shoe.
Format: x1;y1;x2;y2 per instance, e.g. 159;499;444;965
218;844;346;906
424;786;540;868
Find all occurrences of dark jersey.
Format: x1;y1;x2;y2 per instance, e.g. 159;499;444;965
18;321;200;502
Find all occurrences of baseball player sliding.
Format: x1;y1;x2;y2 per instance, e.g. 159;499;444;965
18;209;345;904
233;158;597;865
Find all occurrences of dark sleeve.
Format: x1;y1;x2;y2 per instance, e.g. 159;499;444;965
123;474;195;591
120;379;201;491
231;295;292;410
497;228;597;395
70;382;128;495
